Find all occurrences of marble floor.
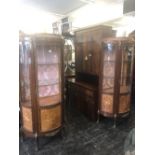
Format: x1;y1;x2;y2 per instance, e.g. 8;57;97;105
19;103;135;155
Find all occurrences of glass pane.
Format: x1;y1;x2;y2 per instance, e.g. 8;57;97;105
102;43;116;93
119;42;134;113
38;64;59;85
103;62;115;77
102;78;114;93
39;84;60;97
104;43;116;61
19;39;31;105
37;44;60;64
36;44;61;106
120;43;134;94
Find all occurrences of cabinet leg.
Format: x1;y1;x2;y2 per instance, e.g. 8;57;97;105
60;128;65;139
20;127;24;143
35;136;39;151
113;114;117;128
96;110;100;123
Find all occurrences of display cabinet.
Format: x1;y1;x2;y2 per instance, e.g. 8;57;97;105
98;38;135;124
19;33;64;143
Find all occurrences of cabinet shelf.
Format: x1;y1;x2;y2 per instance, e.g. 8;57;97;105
102;86;130;94
104;60;115;63
37;63;59;65
103;76;114;79
39;95;61;106
103;76;131;79
104;60;131;63
21;101;31;107
38;82;60;87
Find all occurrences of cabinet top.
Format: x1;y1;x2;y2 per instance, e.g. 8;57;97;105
102;37;134;44
19;33;64;42
68;78;97;91
74;25;112;34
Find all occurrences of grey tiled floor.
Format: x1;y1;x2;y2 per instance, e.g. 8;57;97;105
19;103;135;155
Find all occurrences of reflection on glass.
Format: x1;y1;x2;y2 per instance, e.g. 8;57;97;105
102;43;116;93
104;43;116;61
120;44;134;94
20;39;31;105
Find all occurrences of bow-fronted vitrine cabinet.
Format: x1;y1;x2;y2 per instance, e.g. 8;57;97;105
19;33;64;146
98;37;135;125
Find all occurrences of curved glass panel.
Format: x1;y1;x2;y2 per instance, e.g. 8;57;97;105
19;38;31;106
119;42;134;113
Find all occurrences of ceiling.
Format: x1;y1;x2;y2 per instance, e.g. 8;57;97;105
20;0;124;15
20;0;87;15
19;0;135;34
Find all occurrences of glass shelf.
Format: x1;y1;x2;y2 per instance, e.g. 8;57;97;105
102;86;130;94
38;82;60;87
37;63;60;65
103;60;115;63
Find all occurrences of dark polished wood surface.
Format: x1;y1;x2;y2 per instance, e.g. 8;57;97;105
67;78;98;121
75;25;115;76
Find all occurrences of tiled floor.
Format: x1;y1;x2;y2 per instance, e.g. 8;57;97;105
19;103;135;155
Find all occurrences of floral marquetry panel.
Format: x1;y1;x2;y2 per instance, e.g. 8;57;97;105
40;105;61;132
101;95;113;113
22;106;33;132
119;95;130;113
